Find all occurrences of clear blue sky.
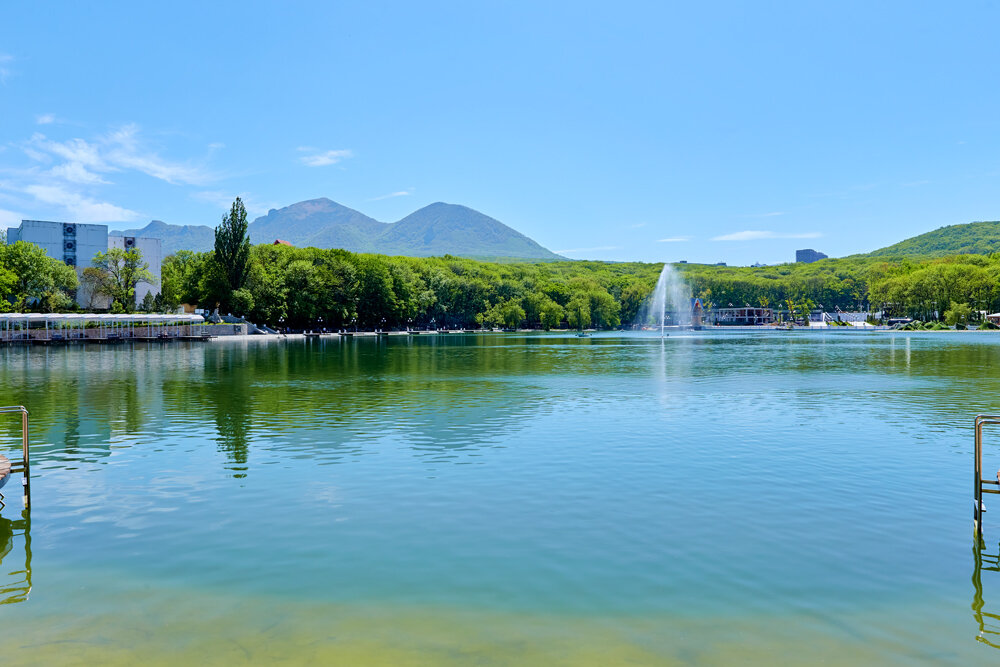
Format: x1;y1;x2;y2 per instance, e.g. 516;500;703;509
1;2;998;265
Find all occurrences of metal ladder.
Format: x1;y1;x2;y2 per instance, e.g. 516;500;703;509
0;406;30;509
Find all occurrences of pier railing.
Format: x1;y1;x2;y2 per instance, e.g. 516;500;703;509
0;406;29;508
974;415;1000;538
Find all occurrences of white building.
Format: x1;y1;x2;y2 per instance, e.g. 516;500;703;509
5;220;162;307
108;233;162;304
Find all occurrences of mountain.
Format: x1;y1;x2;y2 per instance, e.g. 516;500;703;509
248;198;388;250
122;198;563;260
860;221;1000;258
117;220;215;255
378;202;562;260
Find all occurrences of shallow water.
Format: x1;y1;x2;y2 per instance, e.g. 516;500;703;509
0;331;999;664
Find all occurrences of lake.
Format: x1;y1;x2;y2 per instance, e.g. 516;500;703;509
0;331;998;664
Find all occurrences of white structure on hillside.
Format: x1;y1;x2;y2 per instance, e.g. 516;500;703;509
6;220;162;307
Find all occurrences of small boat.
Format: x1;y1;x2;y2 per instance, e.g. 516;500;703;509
576;332;590;337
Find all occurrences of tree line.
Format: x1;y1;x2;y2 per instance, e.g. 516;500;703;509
163;204;1000;328
6;200;1000;326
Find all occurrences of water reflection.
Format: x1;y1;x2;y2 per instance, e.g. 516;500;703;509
7;332;1000;480
973;538;1000;649
208;346;252;478
0;508;31;605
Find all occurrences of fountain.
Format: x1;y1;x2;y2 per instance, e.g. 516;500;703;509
639;263;693;335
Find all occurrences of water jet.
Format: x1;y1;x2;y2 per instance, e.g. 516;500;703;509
639;264;694;335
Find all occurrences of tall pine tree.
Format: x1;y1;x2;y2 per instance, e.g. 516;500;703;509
214;197;251;298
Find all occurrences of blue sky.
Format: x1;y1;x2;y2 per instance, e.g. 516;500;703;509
1;1;999;265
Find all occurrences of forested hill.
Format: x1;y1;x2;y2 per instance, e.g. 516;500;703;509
377;202;559;260
248;199;387;250
859;220;1000;258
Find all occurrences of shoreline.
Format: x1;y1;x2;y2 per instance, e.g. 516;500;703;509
203;326;1000;343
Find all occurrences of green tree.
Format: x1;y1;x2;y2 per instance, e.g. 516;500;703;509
231;288;255;317
586;288;621;328
214;197;252;304
944;301;972;326
500;300;526;329
0;265;15;312
566;294;591;330
245;245;290;325
540;301;564;330
619;282;650;325
353;255;396;328
160;250;204;309
1;240;79;310
87;247;154;312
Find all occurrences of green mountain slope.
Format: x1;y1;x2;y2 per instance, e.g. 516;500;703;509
862;221;1000;258
248;198;388;250
378;202;562;260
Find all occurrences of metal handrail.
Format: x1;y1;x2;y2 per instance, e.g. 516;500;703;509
0;406;29;508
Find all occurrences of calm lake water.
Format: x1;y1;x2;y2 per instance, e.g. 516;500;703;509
1;331;999;664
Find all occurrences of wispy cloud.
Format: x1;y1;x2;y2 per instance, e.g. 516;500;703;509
743;211;785;218
102;124;210;185
36;113;58;125
0;173;138;224
369;188;414;201
0;54;12;84
298;147;353;167
628;222;648;229
656;236;691;243
555;245;621;254
50;161;111;185
712;230;822;241
22;183;139;222
27;124;212;186
0;123;219;223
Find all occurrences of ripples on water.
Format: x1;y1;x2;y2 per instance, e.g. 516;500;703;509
0;331;999;663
